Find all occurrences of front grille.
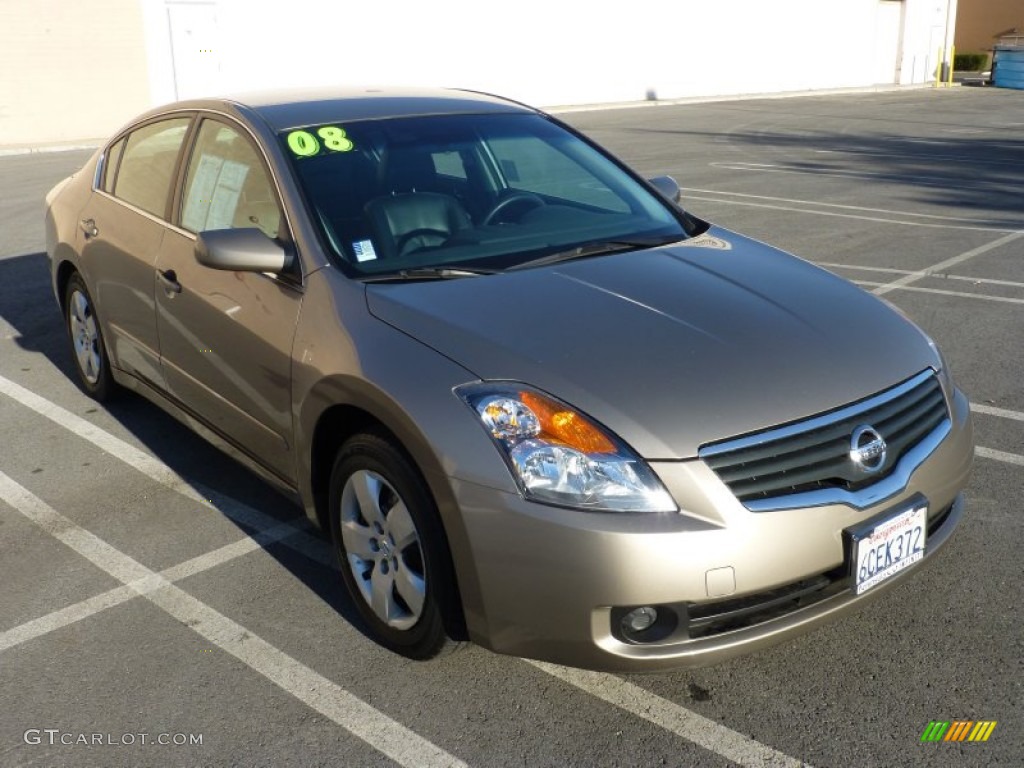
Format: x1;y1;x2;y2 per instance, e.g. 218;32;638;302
700;370;947;507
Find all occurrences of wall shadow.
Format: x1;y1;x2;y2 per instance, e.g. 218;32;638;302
625;125;1024;228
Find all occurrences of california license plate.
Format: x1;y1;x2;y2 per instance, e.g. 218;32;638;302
850;504;927;595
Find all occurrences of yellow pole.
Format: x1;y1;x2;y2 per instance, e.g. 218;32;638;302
948;45;956;86
935;47;942;87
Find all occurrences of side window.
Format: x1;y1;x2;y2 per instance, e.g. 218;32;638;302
181;119;282;240
102;138;125;194
487;135;629;212
113;118;190;217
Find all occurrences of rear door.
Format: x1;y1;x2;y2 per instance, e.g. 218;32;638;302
80;115;192;388
155;115;302;482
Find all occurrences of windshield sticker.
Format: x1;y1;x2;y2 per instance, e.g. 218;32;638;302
286;126;354;158
352;239;377;262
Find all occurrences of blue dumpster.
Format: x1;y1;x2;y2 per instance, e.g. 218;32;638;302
993;46;1024;90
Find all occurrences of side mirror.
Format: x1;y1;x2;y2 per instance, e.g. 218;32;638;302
195;228;290;274
648;175;681;204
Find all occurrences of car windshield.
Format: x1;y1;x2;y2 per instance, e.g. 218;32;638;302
281;113;689;276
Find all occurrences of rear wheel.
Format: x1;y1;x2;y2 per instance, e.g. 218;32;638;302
64;272;116;401
329;432;458;659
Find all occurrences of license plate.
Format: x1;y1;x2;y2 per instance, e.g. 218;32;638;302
850;504;927;595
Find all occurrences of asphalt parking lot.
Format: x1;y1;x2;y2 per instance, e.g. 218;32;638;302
1;86;1021;767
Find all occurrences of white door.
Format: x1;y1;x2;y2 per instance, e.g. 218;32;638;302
928;24;946;81
167;2;220;99
872;1;903;84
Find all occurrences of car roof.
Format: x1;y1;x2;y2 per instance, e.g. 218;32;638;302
165;87;538;132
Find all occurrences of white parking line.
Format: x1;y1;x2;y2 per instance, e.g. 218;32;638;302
975;447;1024;467
872;231;1024;296
681;194;1013;233
772;142;1019;168
529;662;807;768
0;375;196;495
0;583;140;654
820;263;1024;290
709;161;1024;195
852;280;1024;305
0;373;333;568
0;470;466;768
0;521;303;653
679;188;1012;228
971;404;1024;423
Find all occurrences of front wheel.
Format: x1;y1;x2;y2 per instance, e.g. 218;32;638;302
64;272;116;401
329;432;458;659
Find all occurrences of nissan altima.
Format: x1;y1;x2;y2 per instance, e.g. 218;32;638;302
44;87;974;671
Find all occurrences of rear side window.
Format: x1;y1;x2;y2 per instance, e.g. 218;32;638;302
112;117;190;218
181;119;282;239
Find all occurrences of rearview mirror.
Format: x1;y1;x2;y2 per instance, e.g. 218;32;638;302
647;175;681;204
195;228;290;274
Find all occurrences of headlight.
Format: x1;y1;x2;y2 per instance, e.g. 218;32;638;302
456;383;676;513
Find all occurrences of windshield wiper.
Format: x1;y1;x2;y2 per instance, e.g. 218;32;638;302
361;266;501;282
508;234;685;271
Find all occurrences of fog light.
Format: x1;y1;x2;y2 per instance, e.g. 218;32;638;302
622;606;658;633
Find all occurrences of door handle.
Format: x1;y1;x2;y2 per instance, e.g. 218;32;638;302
80;218;98;238
157;268;182;294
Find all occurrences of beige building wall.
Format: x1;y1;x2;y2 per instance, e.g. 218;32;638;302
0;0;150;148
956;0;1024;52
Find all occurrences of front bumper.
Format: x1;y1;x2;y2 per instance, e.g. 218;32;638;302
451;387;973;672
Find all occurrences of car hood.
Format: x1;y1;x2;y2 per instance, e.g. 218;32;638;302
365;227;939;458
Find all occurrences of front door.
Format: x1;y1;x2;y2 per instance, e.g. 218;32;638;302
155;116;302;481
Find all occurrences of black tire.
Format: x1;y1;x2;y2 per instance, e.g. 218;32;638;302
64;272;116;401
328;431;460;659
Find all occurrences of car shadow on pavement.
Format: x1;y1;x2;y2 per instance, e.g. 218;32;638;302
0;250;372;639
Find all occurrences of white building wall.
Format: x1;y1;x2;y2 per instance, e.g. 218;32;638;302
151;0;954;107
0;0;958;146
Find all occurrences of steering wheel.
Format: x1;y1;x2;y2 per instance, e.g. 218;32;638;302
482;192;546;225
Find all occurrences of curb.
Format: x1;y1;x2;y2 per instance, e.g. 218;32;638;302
545;82;945;114
0;142;102;158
